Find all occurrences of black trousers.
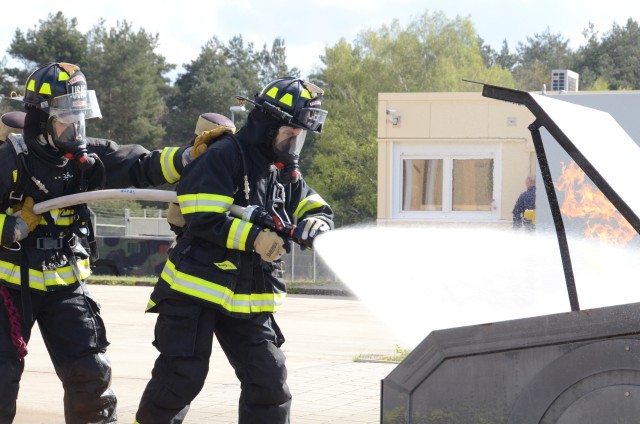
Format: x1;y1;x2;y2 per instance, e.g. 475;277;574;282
136;298;291;424
0;283;116;423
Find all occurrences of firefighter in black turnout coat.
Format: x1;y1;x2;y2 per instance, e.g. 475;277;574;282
135;78;334;423
0;62;192;423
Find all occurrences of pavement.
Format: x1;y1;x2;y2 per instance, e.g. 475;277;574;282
14;285;404;424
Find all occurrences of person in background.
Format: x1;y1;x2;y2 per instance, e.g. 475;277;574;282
513;174;536;230
0;111;25;142
0;62;199;423
135;77;334;424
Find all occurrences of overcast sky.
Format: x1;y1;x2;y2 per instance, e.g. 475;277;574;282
2;0;639;82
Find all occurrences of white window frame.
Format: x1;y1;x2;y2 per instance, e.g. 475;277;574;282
392;140;502;222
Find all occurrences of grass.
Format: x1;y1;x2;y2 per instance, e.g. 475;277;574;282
87;275;156;286
354;345;412;364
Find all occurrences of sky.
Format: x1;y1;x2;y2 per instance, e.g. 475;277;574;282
2;0;640;82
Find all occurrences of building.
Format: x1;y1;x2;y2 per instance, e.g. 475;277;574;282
376;89;640;235
377;92;536;228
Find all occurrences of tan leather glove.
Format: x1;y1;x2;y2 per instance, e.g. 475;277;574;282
167;203;186;228
254;231;287;263
191;125;236;159
18;197;41;232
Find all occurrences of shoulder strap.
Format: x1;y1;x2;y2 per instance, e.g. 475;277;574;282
7;134;30;207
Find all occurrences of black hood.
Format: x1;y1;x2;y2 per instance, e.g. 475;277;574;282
24;108;68;167
241;109;281;161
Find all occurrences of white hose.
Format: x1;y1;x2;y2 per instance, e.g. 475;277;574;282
33;189;178;214
31;188;246;218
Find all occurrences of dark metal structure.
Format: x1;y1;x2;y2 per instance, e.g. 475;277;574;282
381;85;640;423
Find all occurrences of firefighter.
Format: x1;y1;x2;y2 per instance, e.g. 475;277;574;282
0;62;195;423
135;77;334;424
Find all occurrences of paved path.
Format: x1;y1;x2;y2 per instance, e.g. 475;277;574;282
15;285;403;423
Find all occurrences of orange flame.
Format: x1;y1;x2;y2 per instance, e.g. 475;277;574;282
555;161;636;245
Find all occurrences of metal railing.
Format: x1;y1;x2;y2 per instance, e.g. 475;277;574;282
90;208;340;283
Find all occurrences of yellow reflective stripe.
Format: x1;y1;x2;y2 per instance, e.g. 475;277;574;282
280;93;293;107
265;87;278;99
145;299;156;312
178;193;232;215
162;260;285;314
0;258;91;291
58;71;70;82
301;88;311;99
160;147;180;183
226;218;253;251
47;208;75;226
12;169;17;183
293;194;329;223
39;82;52;95
0;215;5;236
27;80;36;92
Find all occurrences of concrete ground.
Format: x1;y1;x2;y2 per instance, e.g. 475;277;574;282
14;285;403;423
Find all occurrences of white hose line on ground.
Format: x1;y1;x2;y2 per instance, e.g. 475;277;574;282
31;188;246;218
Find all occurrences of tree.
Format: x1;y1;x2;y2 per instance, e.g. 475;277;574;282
164;35;298;143
512;28;574;91
83;20;175;148
574;18;640;90
306;10;514;226
6;11;87;87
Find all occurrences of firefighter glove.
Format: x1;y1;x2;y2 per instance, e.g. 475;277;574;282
167;203;186;228
254;230;287;263
19;197;41;232
293;217;330;245
191;126;235;159
11;197;41;243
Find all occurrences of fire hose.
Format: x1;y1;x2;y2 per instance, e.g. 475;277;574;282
31;189;313;248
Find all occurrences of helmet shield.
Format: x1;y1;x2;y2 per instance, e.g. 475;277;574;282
292;107;327;133
48;90;102;120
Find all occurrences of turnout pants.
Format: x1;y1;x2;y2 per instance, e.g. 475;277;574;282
0;283;117;423
136;298;291;424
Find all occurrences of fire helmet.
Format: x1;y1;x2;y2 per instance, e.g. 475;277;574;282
237;77;328;183
12;62;102;168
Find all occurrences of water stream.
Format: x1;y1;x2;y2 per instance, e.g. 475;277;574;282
314;226;640;349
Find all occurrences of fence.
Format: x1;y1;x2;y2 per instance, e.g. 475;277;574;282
90;208;340;283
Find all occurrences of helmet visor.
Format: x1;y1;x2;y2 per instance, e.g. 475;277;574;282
274;126;307;158
292;107;327;133
48;90;102;120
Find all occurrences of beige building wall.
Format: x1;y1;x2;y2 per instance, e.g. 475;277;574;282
378;92;536;227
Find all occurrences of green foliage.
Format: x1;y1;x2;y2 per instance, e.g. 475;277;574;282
163;35;298;143
512;28;573;91
6;12;87;86
306;11;514;226
573;18;640;90
83;20;174;148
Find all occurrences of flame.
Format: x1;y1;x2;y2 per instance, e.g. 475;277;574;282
555;161;636;245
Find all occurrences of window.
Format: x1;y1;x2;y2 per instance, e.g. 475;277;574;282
393;142;501;221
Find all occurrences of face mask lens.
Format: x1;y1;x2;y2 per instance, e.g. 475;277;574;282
274;126;306;157
50;112;86;144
